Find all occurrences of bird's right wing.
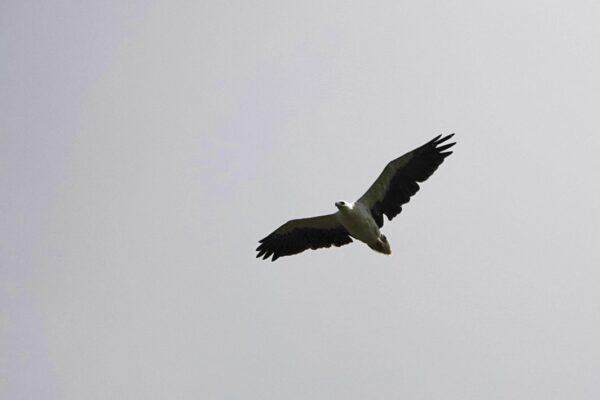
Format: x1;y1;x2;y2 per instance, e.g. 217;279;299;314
256;213;353;261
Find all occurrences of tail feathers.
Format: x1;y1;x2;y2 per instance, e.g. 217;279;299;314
368;235;391;255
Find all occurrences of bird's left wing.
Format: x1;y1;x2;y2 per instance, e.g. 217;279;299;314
356;134;456;227
256;213;353;261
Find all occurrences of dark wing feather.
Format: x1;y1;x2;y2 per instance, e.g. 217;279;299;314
256;213;352;262
356;134;455;227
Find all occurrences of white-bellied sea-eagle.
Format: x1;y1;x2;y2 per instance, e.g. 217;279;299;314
256;134;456;261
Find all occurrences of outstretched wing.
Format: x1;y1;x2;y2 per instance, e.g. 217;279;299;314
256;213;353;261
356;134;456;227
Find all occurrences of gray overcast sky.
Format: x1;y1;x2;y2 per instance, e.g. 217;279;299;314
2;1;600;398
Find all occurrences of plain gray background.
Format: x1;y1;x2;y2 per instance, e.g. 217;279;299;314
2;1;600;398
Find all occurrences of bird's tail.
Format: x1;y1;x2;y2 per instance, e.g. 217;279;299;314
368;235;391;255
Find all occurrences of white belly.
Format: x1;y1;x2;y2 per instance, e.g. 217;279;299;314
336;204;380;244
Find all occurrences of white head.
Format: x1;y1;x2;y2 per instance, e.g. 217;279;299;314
335;201;353;211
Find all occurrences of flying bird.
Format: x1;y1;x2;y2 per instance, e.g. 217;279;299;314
256;134;456;261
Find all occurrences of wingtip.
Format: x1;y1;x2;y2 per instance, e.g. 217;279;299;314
434;133;455;145
436;142;456;152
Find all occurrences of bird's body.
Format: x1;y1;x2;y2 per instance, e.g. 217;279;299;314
256;134;456;261
335;201;384;250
